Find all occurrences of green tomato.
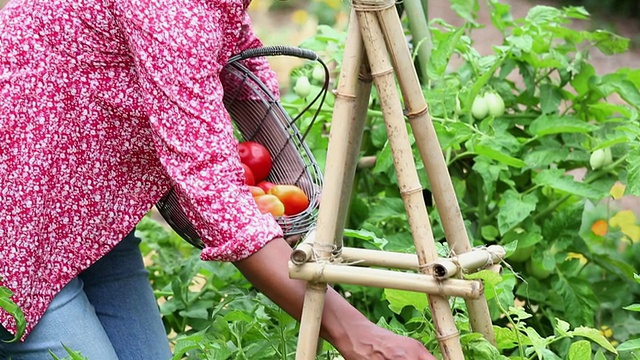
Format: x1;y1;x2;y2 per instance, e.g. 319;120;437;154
293;76;312;98
589;147;613;170
509;244;535;263
311;64;325;83
471;94;489;120
484;92;505;117
526;259;553;280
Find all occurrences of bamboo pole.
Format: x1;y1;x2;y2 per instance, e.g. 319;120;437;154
289;262;484;299
352;2;465;358
296;283;327;360
293;9;373;360
376;5;497;345
339;245;506;278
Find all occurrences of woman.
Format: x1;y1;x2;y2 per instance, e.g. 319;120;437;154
0;0;436;359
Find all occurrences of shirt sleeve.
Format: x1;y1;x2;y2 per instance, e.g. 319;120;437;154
111;0;283;262
230;11;281;98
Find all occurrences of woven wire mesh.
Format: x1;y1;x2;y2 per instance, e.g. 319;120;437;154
156;55;323;250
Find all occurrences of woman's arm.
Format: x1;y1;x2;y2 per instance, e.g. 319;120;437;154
235;237;437;360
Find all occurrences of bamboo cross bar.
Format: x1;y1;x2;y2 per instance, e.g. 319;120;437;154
340;246;506;279
291;231;506;279
289;262;485;299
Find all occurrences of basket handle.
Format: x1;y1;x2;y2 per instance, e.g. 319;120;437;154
228;45;319;63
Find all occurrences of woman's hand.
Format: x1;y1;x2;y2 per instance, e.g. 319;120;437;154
234;237;436;360
331;321;436;360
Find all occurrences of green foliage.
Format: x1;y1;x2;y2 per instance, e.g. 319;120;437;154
136;217;310;360
284;1;640;358
19;1;640;359
0;282;25;343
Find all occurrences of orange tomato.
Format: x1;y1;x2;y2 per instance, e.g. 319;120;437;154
254;194;285;217
248;185;265;197
591;219;608;236
268;184;309;216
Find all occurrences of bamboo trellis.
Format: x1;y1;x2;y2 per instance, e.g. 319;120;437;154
289;1;505;359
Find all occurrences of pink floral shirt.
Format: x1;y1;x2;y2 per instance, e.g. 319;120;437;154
0;0;283;339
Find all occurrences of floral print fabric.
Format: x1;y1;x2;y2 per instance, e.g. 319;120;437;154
0;0;283;339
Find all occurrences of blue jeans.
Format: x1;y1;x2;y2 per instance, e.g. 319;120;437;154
0;230;173;360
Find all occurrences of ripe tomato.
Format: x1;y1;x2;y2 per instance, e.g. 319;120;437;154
238;141;272;183
241;163;255;186
257;181;276;193
268;184;309;216
254;194;285;217
247;185;265;197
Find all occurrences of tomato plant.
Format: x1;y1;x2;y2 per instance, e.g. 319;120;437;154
268;184;310;216
238;141;272;183
288;2;640;358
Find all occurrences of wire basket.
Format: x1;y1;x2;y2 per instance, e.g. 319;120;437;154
156;46;326;250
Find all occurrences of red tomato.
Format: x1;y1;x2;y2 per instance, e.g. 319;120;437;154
238;141;272;183
253;194;285;217
268;184;309;216
241;163;255;186
247;185;265;197
257;181;276;193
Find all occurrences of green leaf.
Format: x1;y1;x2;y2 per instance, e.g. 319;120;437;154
539;84;563;114
584;30;630;56
493;325;520;350
625;146;640;196
525;5;563;25
465;270;503;301
555;318;571;336
0;287;26;342
179;306;209;320
343;228;389;249
612;78;640;109
617;338;640;354
572;326;618;354
449;0;479;24
523;146;570;169
481;225;500;240
524;326;549;358
568;340;592;360
534;169;604;199
529;115;598;136
572;63;596;96
472;144;527;168
623;304;640;312
384;288;428;314
63;344;90;360
506;34;533;53
553;275;599;326
497;190;538;235
427;27;465;79
594;350;607;360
